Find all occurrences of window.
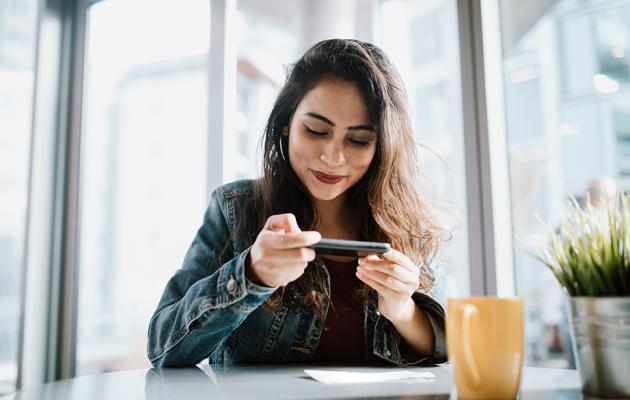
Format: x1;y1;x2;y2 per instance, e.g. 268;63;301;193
76;0;210;375
233;0;300;180
593;4;630;83
380;0;470;300
0;0;38;393
497;0;630;367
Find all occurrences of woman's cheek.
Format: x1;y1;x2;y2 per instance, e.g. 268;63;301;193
350;148;376;170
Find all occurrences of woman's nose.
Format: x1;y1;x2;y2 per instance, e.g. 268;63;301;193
320;142;345;168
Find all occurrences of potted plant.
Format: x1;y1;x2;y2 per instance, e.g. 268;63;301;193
537;195;630;398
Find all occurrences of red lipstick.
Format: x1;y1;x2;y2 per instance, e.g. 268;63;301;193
311;170;345;184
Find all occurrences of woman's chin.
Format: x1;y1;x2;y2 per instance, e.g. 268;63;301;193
299;173;351;202
307;186;346;202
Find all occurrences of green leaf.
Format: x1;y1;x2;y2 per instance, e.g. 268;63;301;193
532;194;630;296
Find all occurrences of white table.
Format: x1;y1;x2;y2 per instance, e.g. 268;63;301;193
6;365;582;400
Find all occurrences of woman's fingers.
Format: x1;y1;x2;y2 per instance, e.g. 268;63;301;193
261;230;321;250
356;269;401;297
357;266;413;294
249;213;322;287
358;257;418;285
267;247;316;262
264;213;302;233
379;249;418;272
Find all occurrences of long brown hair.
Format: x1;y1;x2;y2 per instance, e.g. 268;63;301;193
238;39;448;309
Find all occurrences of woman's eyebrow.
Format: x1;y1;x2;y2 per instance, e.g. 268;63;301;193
304;112;376;131
347;124;376;132
305;112;335;126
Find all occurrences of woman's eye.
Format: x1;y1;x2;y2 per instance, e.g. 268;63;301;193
348;138;371;147
305;126;327;137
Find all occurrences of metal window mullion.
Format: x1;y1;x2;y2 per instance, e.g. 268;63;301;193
18;0;64;388
479;0;516;297
207;0;237;195
55;0;87;381
18;0;85;389
457;0;498;296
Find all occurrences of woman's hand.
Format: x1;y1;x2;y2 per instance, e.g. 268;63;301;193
247;213;321;288
356;249;420;323
357;249;435;356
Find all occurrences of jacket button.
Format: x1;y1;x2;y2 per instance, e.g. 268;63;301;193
227;277;238;294
384;349;392;357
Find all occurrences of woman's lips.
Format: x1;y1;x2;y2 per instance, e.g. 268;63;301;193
311;170;345;184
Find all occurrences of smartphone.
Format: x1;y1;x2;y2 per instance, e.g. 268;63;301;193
310;238;391;257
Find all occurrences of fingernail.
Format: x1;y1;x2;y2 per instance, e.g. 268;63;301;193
307;231;321;240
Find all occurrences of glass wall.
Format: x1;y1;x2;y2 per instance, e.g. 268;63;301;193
8;0;476;380
497;0;630;367
232;0;301;180
380;0;470;301
0;0;38;394
76;0;210;375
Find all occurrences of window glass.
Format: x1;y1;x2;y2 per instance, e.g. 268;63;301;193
380;0;470;300
594;5;630;82
233;0;300;180
498;0;630;367
0;0;38;393
77;0;209;374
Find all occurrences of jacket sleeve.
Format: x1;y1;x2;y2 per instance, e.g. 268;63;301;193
147;188;276;367
372;291;447;366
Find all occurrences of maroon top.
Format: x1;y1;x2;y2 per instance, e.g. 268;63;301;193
310;257;366;363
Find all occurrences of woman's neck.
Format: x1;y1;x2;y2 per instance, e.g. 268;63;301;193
314;194;360;262
314;194;356;240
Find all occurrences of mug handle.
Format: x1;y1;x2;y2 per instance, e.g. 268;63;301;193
462;304;481;388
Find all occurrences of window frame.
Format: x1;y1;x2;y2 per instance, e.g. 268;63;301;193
18;0;87;388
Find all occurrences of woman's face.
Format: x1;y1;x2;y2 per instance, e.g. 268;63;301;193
286;79;377;203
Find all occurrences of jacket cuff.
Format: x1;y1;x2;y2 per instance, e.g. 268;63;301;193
372;313;431;366
240;247;278;296
371;292;447;366
413;292;447;364
195;248;276;318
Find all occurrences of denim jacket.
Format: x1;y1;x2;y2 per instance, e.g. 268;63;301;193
147;179;447;367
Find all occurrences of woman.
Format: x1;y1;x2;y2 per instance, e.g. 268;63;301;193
147;39;448;367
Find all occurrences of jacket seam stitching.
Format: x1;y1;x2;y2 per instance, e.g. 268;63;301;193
148;290;248;361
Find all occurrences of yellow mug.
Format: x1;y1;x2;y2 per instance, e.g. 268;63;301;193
446;297;524;400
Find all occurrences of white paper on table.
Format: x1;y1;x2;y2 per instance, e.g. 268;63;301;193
304;369;435;384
